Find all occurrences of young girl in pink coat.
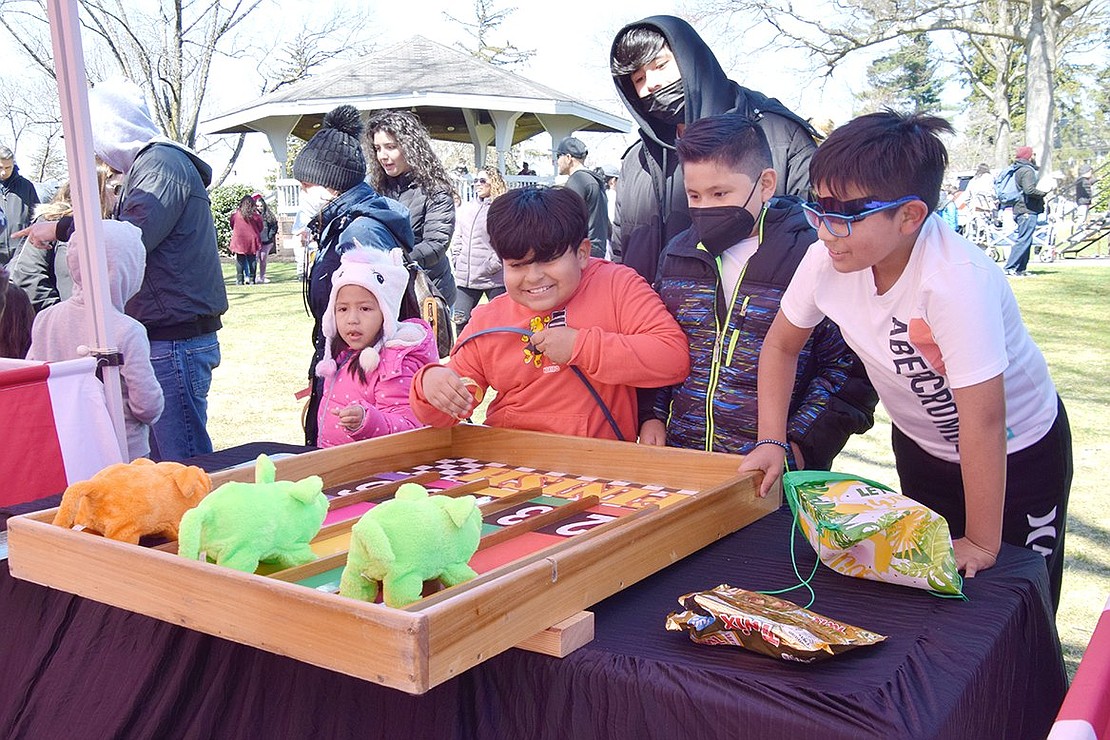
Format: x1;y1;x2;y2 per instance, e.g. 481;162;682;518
315;247;438;448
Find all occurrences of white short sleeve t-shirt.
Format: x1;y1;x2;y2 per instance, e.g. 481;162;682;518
781;215;1057;462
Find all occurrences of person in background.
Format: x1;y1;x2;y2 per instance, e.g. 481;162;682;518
964;162;995;215
366;110;458;309
229;194;262;285
291;104;416;446
314;248;438;448
0;267;34;359
9;163;120;312
255;194;278;283
1075;164;1093;224
608;16;818;282
741;111;1072;610
602;163;620;218
1001;145;1044;278
0;144;40;265
517;162;536;176
556;137;609;258
450;165;508;334
28;220;163;460
938;184;961;233
602;163;620;257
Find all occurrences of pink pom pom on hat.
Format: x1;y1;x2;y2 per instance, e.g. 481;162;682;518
316;245;410;378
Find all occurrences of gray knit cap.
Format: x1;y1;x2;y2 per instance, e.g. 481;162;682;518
292;105;366;192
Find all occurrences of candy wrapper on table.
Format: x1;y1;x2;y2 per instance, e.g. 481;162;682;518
783;471;962;596
666;584;885;662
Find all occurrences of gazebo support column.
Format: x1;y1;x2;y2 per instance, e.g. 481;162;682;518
260;115;301;175
462;108;495;170
489;110;522;175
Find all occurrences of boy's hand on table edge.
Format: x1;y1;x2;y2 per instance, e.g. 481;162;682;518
738;445;786;498
953;537;998;579
638;419;666;445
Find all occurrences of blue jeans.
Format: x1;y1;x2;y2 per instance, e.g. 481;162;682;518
148;332;220;461
1003;212;1037;273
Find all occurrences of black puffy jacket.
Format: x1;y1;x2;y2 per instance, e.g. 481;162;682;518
380;172;457;306
610;15;818;283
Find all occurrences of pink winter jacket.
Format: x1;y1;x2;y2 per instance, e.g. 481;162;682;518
316;318;438;448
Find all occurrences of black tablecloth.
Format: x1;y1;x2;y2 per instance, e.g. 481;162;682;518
0;445;1067;740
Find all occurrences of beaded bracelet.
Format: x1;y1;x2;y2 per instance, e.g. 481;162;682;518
753;439;791;454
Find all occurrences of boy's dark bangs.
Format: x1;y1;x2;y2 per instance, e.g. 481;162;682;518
488;187;588;262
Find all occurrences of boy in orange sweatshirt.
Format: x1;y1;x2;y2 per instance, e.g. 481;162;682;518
411;187;689;441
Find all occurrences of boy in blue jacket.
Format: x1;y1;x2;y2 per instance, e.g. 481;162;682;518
640;114;875;470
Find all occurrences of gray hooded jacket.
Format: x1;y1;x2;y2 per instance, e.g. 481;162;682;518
28;220;164;459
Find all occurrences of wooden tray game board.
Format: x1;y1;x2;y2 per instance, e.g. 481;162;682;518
7;426;776;694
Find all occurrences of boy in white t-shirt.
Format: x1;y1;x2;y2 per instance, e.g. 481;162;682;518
740;111;1072;610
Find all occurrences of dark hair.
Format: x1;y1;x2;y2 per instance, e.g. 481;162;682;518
487;187;588;263
257;197;278;231
365;110;455;198
611;25;667;76
810;110;952;212
676;115;772;179
237;195;255;220
0;283;33;359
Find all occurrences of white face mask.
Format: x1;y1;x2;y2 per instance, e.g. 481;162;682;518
300;184;335;218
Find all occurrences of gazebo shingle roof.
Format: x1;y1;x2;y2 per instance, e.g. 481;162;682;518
204;35;628;144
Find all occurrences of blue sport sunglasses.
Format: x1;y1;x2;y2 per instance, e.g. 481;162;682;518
800;195;921;237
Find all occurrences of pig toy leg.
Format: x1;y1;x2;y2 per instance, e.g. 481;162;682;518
439;562;479;587
382;571;424;608
270;544;317;569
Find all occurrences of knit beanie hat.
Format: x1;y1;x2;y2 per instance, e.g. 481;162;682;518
88;78;161;174
1015;145;1034;161
316;246;410;378
293;105;367;192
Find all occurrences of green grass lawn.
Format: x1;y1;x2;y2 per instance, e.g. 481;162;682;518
207;259;1110;677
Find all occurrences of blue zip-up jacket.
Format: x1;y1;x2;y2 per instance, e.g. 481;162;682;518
304;181;416;445
650;197;876;469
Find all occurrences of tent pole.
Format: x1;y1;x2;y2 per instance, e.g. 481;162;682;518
46;0;129;461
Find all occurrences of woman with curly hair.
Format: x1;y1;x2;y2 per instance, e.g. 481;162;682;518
253;194;279;283
450;166;508;333
365;110;457;308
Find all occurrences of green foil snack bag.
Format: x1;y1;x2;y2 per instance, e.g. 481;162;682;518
783;471;962;596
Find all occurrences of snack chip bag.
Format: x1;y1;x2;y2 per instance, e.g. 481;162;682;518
665;584;885;662
783;471;962;596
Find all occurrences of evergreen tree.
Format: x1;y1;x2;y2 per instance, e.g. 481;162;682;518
856;34;944;114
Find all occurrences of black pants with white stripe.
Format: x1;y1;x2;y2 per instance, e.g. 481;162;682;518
892;396;1072;612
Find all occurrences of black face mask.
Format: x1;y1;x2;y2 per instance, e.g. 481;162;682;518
689;180;762;254
689;206;755;254
642;77;686;127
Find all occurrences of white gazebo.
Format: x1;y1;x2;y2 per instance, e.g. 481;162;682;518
200;35;631;176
